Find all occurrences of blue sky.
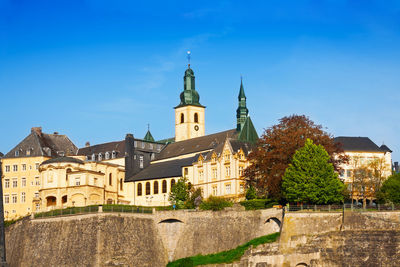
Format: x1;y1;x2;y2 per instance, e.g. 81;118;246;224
1;0;400;161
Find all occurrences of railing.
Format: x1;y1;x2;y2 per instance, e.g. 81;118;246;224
34;204;153;219
286;203;400;212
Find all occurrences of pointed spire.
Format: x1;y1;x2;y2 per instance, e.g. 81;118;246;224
236;77;249;131
143;124;155;142
239;76;246;99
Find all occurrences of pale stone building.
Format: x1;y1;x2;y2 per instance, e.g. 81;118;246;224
334;136;392;203
39;157;129;210
1;127;77;219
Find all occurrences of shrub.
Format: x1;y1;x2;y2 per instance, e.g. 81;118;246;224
240;199;279;210
245;185;257;200
199;196;233;211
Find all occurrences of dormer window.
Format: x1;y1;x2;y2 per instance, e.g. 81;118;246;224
149;143;153;149
112;151;116;159
141;142;145;149
98;153;102;161
15;150;19;157
105;152;110;160
91;154;96;161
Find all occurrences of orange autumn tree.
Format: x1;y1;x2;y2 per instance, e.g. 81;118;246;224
244;115;348;200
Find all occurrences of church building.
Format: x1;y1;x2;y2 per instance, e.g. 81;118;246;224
124;64;258;206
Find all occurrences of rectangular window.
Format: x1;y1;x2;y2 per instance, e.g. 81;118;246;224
225;184;231;194
134;141;137;147
184;168;188;178
212;186;218;196
225;166;231;177
149;143;153;149
75;177;80;186
35;203;40;211
4;179;10;188
35;177;40;186
12;194;17;203
198;170;204;181
34;192;39;198
4;195;9;204
35;163;40;170
240;184;245;193
94;178;98;186
21;192;26;203
13;165;18;172
5;165;10;172
12;178;17;188
22;178;26;187
239;166;244;176
212;168;217;179
347;170;352;177
339;170;345;178
141;142;145;149
139;155;144;169
22;164;26;171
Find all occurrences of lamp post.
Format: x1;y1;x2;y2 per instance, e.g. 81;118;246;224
0;155;8;266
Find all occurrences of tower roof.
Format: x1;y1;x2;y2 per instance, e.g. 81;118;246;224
238;116;258;144
144;129;155;142
175;66;204;108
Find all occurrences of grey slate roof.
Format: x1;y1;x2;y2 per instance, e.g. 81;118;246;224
41;157;84;165
4;128;77;159
126;156;196;182
334;137;389;153
156;129;238;160
380;144;392;153
77;141;125;158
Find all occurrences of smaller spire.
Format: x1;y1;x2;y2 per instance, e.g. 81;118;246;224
144;124;155;142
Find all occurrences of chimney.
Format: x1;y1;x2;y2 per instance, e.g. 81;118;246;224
31;127;42;137
53;132;59;135
85;142;90;147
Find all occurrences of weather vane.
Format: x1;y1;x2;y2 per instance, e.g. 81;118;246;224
187;51;191;67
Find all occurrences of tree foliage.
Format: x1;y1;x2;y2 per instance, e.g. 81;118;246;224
169;177;190;208
350;156;390;207
282;139;345;204
377;173;400;204
244;114;347;199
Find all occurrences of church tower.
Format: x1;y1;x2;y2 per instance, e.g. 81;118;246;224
174;64;205;142
236;78;249;131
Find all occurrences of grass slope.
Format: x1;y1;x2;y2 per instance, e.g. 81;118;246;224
167;232;280;267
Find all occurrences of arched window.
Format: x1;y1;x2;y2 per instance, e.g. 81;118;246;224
162;180;167;193
154;181;159;194
171;179;176;190
146;182;151;195
111;151;116;159
137;183;142;196
109;173;112;186
194;113;199;123
98;153;102;161
120;179;123;191
180;113;184;123
91;153;96;161
105;152;110;160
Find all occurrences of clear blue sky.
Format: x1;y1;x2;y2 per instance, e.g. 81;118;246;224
1;0;399;161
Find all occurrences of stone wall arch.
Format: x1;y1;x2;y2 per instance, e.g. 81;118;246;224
158;218;184;224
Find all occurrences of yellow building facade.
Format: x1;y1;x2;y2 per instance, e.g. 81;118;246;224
39;157;131;211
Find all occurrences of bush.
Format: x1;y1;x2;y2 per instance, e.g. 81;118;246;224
199;196;233;211
377;173;400;204
240;199;279;210
245;186;257;200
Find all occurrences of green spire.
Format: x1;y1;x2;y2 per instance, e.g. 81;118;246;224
236;78;248;131
175;65;204;108
143;125;155;142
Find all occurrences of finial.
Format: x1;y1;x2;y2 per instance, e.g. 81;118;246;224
187;51;191;68
147;123;150;131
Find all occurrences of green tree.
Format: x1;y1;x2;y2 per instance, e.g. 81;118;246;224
169;177;190;208
282;139;345;204
377;173;400;204
245;185;257;200
244;115;347;199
